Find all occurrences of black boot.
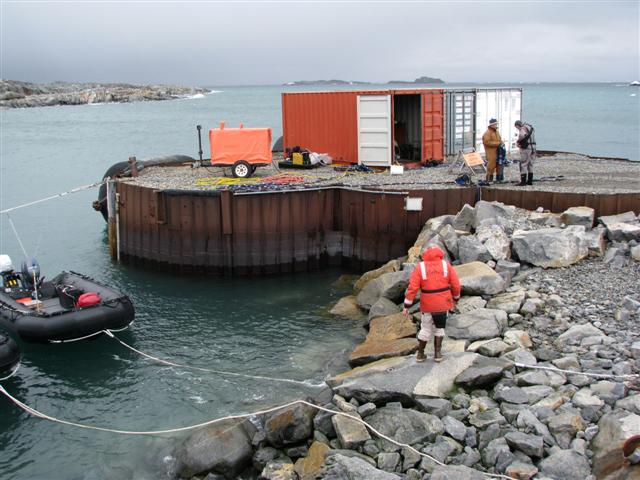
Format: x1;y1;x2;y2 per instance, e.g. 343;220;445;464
527;173;533;185
416;340;427;363
517;174;527;186
434;336;443;363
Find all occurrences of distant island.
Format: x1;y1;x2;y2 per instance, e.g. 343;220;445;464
284;76;444;86
0;80;209;109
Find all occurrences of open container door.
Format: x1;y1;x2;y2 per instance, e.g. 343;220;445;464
357;94;392;167
421;90;444;162
474;89;499;154
499;89;522;152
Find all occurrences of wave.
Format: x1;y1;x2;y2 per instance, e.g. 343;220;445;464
208;90;223;94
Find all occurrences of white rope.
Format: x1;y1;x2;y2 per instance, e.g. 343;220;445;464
0;363;20;381
6;214;30;259
103;330;325;388
512;361;639;380
0;386;515;479
0;180;106;215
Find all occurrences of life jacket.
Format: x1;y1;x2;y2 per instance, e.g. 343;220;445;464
404;247;461;313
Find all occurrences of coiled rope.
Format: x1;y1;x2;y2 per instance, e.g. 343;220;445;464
103;330;325;388
0;386;516;480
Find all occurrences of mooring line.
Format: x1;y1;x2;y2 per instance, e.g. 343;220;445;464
0;386;516;480
0;180;106;215
512;361;639;380
103;330;325;388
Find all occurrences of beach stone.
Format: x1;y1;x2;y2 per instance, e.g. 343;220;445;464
442;415;468;442
264;403;317;448
598;211;639;228
592;411;640;480
477;339;511;357
515;369;566;388
538;450;591;480
354;259;400;292
447;308;507;342
555;323;605;345
503;329;533;348
481;436;513;469
476;224;511;261
572;388;605;409
357;402;376;418
376;452;400;472
348;338;418;367
561;206;595;228
455;356;511;389
414;352;479;398
548;411;585;448
368;297;401;322
468;409;507;429
332;413;371;449
457;235;492;264
502;348;537;367
454;262;506;295
377;269;413;302
486;290;526;314
454;295;487;314
431;464;486;480
520;298;544;316
294;441;330;480
511;226;589;268
414;398;452;417
584;226;607;256
329;295;364;320
494;386;530;404
453;204;476;232
495;259;520;277
504;431;544;458
606;222;640;242
174;418;254;478
590;380;627;405
252;447;280;472
516;408;554;444
261;461;297;480
317;453;401;480
505;460;538;480
615;394;640;414
631;244;640;261
366;404;444;452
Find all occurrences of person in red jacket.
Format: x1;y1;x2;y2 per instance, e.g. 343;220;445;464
402;246;461;363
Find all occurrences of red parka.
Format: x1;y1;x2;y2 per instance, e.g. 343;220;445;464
404;247;461;313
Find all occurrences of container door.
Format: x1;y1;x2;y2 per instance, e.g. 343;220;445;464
498;89;522;152
446;91;475;155
422;90;444;162
357;95;392;166
475;90;500;154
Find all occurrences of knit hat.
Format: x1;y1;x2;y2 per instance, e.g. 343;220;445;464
514;120;523;127
489;118;498;126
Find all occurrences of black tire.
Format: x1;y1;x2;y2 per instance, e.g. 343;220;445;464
96;161;130;221
233;161;252;178
251;165;257;174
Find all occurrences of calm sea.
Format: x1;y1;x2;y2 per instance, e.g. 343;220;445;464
0;82;638;479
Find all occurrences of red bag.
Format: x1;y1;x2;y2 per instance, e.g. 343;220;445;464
76;292;101;308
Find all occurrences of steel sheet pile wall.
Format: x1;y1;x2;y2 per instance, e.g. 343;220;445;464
116;183;639;275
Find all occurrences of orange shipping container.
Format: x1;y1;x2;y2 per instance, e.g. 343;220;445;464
282;89;444;166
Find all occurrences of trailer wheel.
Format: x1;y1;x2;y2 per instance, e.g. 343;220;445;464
233;161;251;178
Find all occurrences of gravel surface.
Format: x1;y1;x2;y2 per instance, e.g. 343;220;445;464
124;152;640;194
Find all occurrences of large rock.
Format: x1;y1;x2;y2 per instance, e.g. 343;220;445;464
457;235;492;264
332;413;371;449
453;204;476;232
606;222;640;242
476;224;511;261
431;464;486;480
349;338;418;367
174;418;255;478
560;206;595;228
504;431;544;458
329;295;364;320
598;211;639;228
473;201;516;229
377;269;414;302
454;296;487;314
455;356;511;389
317;453;402;480
555;323;605;346
439;224;460;259
264;403;317;447
413;352;479;397
537;449;591;480
529;211;562;227
511;226;589;268
261;461;297;480
486;290;526;314
354;259;401;292
356;280;382;311
366;404;444;451
584;226;607;257
368;298;401;322
547;411;585;448
454;262;505;295
446;308;508;342
592;411;640;480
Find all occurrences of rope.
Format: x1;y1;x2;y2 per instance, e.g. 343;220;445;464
0;180;106;215
511;361;639;380
0;387;515;479
5;214;30;259
103;330;325;388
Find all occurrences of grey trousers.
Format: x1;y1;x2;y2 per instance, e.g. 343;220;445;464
519;150;535;174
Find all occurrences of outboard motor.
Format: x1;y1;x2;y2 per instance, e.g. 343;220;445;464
21;258;41;289
0;333;21;380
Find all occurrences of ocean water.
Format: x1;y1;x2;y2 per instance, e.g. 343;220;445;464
0;82;638;480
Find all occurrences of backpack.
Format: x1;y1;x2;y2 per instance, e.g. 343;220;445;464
518;125;534;149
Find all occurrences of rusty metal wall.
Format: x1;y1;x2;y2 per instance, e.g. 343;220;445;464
116;183;640;275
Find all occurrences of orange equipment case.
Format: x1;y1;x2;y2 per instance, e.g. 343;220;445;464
209;123;272;166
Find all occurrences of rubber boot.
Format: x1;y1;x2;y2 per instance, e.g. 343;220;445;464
517;174;527;186
485;173;494;184
527;172;534;185
433;336;443;363
416;340;427;363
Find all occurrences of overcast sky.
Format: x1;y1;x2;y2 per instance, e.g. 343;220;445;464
1;1;638;85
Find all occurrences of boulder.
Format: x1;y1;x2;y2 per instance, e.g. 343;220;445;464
592;411;640;480
264;403;317;448
486;290;526;314
476;224;511;261
511;226;589;268
555;323;605;346
495;259;520;277
454;262;505;296
446;308;508;342
431;464;486;480
473;201;516;229
616;394;640;414
261;461;297;480
504;431;544;458
368;298;402;323
317;453;402;479
457;235;492;264
413;353;479;397
356;280;381;311
547;411;585;448
606;222;640;242
453;204;476;232
174;418;255;478
537;449;591;480
294;442;330;480
502;329;533;349
455;356;511;389
504;461;538;480
632;244;640;262
529;211;562;227
349;338;418;367
332;412;371;449
329;295;364;320
439;224;460;259
560;206;595;228
354;258;401;292
366;404;444;451
477;339;511;357
598;211;638;228
454;296;487;314
584;226;607;257
376;269;414;303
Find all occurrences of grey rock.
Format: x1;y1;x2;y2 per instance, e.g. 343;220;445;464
495;259;521;277
260;460;297;480
253;447;280;471
590;380;628;405
473;200;516;229
521;385;555;403
458;235;492;264
332;413;371;449
511;226;589;268
478;339;511;357
442;415;468;442
515;369;566;387
476;224;511;261
615;393;640;414
454;262;506;295
454;296;487;314
538;449;591;480
598;211;639;228
605;222;640;242
362;439;380;458
555;323;605;346
468;409;507;429
420;438;458;470
431;464;486;480
592;411;640;480
366;404;444;452
356;279;382;311
453;204;476;232
357;402;377;418
561;206;595;228
377;269;413;303
515;408;554;444
377;452;400;472
401;446;421;472
265;403;317;447
572;388;605;409
317;453;401;480
520;298;545;316
482;437;511;468
414;398;452;417
494;386;530;404
314;404;337;438
548;411;585;449
368;297;401;322
439;224;460;259
504;431;544;458
455;356;511;389
447;308;508;342
584;226;607;257
486;290;526;314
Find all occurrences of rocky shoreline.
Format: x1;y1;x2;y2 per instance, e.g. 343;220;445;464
165;201;640;480
0;80;209;108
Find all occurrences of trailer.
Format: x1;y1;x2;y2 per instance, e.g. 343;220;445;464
209;122;273;178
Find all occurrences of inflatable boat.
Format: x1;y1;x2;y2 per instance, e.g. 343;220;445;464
0;333;20;379
0;270;134;343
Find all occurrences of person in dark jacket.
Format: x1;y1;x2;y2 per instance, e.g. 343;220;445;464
515;120;536;186
403;246;461;363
